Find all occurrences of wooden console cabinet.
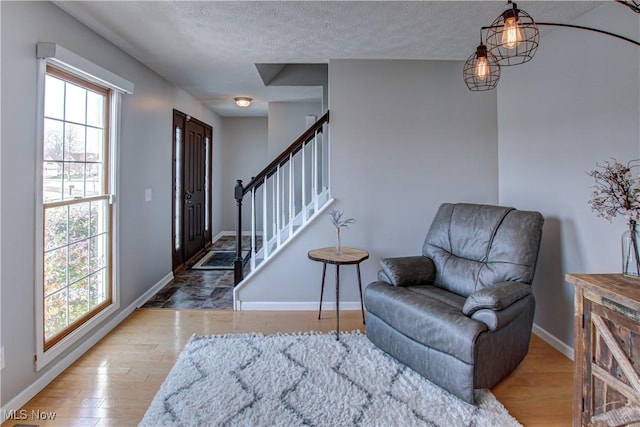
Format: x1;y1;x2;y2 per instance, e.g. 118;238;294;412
567;274;640;426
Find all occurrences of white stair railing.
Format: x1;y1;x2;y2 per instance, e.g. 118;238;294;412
233;112;330;284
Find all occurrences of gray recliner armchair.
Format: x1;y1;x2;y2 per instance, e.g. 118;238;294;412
364;203;544;404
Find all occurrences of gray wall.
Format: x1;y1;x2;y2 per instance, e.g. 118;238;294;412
210;115;225;237
268;101;324;216
221;104;322;234
237;59;499;303
221;117;268;231
0;1;222;405
497;3;640;349
267;101;322;159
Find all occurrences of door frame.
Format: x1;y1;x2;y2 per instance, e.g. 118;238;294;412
172;109;213;271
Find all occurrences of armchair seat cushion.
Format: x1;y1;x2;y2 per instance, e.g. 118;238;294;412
407;285;467;309
365;282;487;364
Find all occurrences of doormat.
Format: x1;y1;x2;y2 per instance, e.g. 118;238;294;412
191;250;250;270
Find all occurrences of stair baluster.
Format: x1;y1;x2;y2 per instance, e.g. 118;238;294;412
233;111;329;284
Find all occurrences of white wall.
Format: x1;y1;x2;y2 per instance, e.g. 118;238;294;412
221;117;268;231
498;3;640;349
267;101;322;159
237;59;499;304
0;1;222;406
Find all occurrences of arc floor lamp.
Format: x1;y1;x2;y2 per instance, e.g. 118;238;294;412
464;0;640;91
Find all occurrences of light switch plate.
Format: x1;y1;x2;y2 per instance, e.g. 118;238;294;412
145;188;152;202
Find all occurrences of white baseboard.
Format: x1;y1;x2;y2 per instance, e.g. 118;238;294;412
0;272;173;424
233;198;336;302
236;301;362;311
211;231;226;243
134;271;174;308
532;322;574;361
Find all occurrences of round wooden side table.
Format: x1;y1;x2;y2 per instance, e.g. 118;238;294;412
307;247;369;340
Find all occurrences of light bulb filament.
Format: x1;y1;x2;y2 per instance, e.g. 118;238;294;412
502;16;522;49
475;57;489;81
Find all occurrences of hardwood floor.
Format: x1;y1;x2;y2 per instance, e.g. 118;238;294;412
493;333;574;426
2;309;573;426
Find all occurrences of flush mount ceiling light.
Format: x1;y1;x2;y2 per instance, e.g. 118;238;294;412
464;0;640;91
234;97;252;108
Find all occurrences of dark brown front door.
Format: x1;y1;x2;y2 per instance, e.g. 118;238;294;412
172;110;212;271
183;119;206;261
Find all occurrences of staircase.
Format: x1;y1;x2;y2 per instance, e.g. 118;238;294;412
233;111;331;284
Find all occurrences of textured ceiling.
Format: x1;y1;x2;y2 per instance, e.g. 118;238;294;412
54;1;601;117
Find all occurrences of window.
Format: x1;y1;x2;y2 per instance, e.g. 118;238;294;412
42;66;112;349
174;126;182;251
35;42;133;369
205;135;210;232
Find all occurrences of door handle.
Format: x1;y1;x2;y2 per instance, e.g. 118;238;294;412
185;192;192;203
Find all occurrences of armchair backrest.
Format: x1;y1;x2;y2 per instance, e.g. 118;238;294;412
422;203;544;297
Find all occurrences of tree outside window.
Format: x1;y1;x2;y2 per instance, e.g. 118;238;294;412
42;66;112;347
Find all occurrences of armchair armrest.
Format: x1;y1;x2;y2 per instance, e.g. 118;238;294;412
379;256;436;287
462;281;531;316
470;296;533;331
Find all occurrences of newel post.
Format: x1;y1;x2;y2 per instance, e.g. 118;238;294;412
234;179;244;285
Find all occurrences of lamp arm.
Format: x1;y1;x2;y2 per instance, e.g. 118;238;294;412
615;0;640;14
481;22;640;47
537;22;640;47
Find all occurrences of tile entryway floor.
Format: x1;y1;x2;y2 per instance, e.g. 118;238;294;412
142;236;250;309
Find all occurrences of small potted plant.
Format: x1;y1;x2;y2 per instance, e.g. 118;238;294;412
328;209;355;255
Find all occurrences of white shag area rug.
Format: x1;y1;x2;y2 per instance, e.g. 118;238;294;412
140;331;521;427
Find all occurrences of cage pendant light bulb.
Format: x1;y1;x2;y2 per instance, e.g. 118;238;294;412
475;56;489;80
463;44;500;91
485;1;538;66
502;16;522;49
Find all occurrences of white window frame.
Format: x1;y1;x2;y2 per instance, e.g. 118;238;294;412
34;43;133;370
